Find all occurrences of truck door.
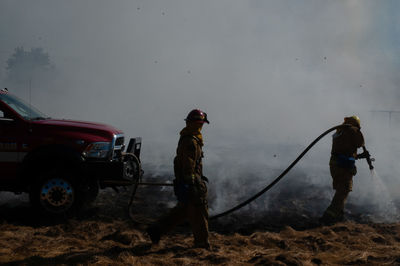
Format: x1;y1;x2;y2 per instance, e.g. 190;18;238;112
0;108;21;182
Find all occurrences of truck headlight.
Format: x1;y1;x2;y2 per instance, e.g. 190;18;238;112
83;142;111;158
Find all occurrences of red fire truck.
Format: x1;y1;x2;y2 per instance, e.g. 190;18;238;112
0;88;142;216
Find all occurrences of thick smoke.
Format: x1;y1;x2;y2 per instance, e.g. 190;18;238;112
1;1;400;221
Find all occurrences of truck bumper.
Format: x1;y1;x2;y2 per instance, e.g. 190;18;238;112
83;153;142;188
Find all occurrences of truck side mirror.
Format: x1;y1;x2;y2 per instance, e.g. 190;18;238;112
0;110;15;123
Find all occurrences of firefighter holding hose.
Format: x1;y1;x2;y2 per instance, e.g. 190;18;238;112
320;115;371;225
146;109;211;249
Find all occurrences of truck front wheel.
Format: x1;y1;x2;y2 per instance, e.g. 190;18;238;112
30;168;81;216
39;177;75;213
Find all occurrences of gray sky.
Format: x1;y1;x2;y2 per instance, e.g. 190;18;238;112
1;0;400;218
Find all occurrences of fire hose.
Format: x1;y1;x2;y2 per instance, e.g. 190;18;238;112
128;124;374;223
211;124;374;220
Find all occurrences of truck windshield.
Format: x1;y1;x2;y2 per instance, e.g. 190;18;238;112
0;93;48;120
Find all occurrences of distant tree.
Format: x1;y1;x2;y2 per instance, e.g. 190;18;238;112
5;47;54;84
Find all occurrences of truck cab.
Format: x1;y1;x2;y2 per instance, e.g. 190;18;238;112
0;89;142;215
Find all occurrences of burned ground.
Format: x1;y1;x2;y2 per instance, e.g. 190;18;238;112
1;175;400;266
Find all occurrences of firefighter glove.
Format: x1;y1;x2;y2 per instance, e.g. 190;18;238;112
357;150;370;159
173;179;193;203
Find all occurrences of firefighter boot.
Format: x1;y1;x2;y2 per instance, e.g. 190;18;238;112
319;210;344;226
146;225;161;244
194;241;212;250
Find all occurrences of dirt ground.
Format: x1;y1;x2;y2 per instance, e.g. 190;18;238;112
1;181;400;266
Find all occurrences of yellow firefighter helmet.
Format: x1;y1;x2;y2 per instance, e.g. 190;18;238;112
344;115;361;128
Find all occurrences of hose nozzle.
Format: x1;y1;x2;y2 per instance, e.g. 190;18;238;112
362;146;374;170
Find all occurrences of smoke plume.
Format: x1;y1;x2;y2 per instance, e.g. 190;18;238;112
1;0;400;221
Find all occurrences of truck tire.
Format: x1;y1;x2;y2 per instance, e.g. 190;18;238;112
30;167;83;216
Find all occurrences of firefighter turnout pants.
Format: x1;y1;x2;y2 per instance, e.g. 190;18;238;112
324;164;355;220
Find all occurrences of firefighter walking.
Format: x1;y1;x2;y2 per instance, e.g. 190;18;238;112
320;115;370;225
147;109;211;249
